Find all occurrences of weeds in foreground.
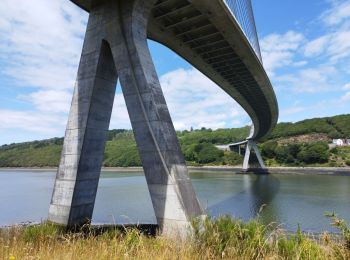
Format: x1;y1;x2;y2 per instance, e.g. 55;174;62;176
0;216;349;259
325;211;350;249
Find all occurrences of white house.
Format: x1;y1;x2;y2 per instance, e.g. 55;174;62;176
332;139;344;146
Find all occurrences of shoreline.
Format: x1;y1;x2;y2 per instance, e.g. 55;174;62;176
0;166;349;175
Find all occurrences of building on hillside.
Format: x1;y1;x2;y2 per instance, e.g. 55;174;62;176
333;139;344;146
332;139;350;146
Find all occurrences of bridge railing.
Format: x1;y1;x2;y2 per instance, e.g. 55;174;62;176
224;0;262;62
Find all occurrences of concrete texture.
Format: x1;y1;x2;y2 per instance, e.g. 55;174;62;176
49;0;203;235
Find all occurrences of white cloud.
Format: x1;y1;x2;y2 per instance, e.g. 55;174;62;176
260;31;304;76
0;0;87;91
0;0;87;143
292;60;308;67
0;109;66;135
108;68;250;131
304;35;330;57
327;31;350;62
20;90;72;113
341;83;350;102
109;92;132;130
275;66;337;93
303;1;350;62
159;68;248;130
341;92;350;102
321;0;350;27
305;31;350;62
261;1;350;100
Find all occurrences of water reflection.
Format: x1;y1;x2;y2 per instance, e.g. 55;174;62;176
208;173;280;224
249;174;280;224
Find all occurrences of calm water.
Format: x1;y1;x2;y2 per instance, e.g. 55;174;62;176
0;169;349;232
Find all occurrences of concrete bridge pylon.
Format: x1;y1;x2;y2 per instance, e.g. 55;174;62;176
48;0;204;236
242;140;266;172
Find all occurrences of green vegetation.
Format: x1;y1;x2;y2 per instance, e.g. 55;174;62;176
0;114;350;167
103;131;141;167
1;216;349;259
0;138;62;167
262;141;331;166
266;114;350;140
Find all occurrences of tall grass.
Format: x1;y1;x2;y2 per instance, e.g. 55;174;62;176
325;211;350;249
1;217;349;259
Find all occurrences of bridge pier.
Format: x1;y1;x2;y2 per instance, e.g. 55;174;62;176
48;0;203;236
242;140;266;172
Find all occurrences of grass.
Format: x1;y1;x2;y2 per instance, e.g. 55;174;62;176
1;217;350;259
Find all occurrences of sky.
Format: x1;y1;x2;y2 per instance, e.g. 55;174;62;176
0;0;349;145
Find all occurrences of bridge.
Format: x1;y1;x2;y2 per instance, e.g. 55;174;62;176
48;0;278;236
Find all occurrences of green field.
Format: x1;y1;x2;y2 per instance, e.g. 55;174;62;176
0;114;349;167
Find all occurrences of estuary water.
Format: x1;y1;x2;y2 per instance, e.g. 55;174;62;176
0;169;349;232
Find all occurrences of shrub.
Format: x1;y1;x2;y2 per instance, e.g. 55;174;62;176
183;144;198;162
197;143;224;163
275;146;290;163
297;142;329;164
223;151;243;165
261;141;277;158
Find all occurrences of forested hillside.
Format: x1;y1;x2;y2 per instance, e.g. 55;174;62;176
0;114;349;167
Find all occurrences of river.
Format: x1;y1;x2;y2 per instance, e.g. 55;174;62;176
0;169;349;233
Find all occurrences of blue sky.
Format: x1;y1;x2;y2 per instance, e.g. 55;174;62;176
0;0;349;145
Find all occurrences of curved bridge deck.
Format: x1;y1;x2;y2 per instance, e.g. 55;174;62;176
71;0;278;140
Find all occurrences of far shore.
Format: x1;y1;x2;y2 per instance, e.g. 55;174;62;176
0;166;349;175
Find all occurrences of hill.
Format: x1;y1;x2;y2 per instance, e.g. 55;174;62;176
0;114;349;168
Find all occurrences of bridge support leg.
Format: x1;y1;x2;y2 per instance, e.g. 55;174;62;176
48;9;118;226
242;140;266;172
48;0;203;236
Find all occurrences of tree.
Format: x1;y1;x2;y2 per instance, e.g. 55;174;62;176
261;141;277;158
274;146;290;163
297;142;329;164
196;143;224;163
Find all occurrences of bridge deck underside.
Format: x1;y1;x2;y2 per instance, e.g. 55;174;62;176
150;0;275;139
70;0;278;140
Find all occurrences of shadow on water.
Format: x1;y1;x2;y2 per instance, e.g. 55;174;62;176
208;173;280;224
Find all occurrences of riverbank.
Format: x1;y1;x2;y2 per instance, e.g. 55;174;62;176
1;216;349;259
0;166;349;175
189;166;350;176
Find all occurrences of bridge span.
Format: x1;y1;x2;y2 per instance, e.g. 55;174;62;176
48;0;278;235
